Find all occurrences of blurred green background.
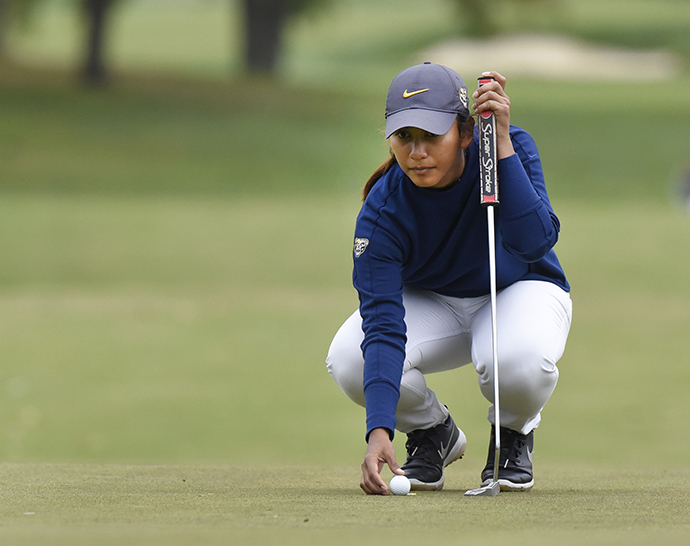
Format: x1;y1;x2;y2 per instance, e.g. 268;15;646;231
1;0;690;477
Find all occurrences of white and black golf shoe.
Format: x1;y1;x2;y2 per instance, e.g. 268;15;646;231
401;414;467;491
481;426;534;491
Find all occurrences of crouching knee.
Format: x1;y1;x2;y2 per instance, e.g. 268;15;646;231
326;336;366;407
479;351;559;409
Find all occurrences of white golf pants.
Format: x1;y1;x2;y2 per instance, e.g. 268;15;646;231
326;280;572;435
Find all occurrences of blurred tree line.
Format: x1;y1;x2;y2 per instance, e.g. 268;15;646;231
0;0;561;86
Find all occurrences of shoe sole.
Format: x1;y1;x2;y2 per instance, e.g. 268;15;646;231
408;428;467;491
480;477;534;492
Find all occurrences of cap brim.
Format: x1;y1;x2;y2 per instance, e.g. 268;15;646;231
385;109;457;139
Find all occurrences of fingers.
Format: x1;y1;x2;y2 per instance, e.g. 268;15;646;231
390;461;405;476
471;74;510;118
481;71;507;90
359;428;401;495
360;455;389;495
472;71;514;158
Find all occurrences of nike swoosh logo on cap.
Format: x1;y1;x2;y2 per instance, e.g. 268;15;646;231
403;88;430;98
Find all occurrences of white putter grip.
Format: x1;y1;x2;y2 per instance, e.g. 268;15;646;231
478;76;501;486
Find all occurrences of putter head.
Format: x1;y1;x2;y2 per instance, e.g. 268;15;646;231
464;480;500;497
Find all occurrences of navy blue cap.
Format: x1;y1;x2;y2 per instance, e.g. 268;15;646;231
385;62;469;139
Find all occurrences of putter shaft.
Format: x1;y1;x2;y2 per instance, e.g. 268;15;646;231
465;206;501;498
488;206;501;486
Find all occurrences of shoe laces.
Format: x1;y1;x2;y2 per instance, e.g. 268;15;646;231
501;429;526;466
509;436;525;459
405;428;442;463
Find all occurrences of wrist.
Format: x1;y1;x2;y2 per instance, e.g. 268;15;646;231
368;427;393;443
497;136;515;160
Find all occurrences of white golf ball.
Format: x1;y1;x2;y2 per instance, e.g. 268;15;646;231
389;475;411;496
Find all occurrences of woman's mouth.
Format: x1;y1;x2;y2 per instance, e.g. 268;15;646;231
410;166;434;175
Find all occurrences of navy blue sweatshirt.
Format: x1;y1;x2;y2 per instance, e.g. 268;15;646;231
352;125;569;439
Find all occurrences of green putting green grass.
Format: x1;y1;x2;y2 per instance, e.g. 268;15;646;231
1;462;689;545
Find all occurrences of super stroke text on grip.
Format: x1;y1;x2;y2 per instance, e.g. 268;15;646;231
481;122;495;193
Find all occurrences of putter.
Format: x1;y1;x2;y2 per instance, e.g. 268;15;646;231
465;76;501;498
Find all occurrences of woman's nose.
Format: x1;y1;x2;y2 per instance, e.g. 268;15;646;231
410;140;427;159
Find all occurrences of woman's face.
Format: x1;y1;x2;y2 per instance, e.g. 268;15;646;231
389;119;473;190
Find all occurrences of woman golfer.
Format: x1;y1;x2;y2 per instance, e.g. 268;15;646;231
326;63;572;495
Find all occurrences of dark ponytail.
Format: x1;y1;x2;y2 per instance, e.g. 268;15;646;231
361;113;474;201
362;154;397;201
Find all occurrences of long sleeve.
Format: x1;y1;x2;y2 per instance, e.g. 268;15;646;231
353;216;407;439
497;128;560;263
